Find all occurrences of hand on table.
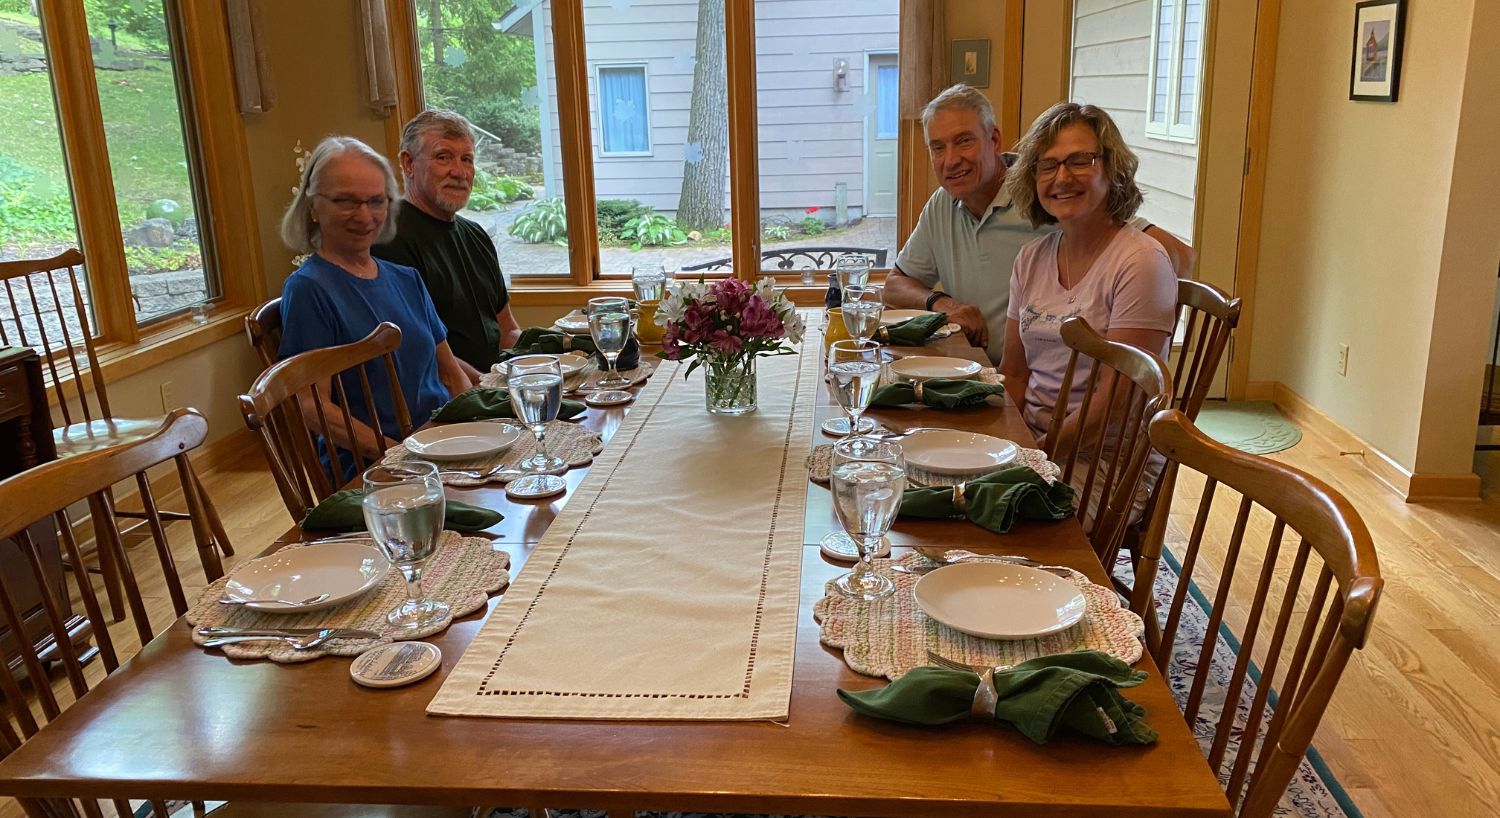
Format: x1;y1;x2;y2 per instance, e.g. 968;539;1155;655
937;297;988;349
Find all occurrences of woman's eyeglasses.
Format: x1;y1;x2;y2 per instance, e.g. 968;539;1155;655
316;194;391;214
1034;151;1101;179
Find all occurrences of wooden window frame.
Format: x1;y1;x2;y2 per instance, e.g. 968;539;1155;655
27;0;266;379
1146;0;1206;143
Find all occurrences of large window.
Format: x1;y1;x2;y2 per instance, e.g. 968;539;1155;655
1146;0;1204;142
0;0;218;333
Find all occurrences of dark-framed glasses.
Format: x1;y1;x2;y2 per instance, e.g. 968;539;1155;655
1035;151;1102;179
316;193;391;214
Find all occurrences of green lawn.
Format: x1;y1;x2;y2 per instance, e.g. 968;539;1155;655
0;56;196;243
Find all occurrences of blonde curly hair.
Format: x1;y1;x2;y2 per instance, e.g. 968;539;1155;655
1006;102;1142;229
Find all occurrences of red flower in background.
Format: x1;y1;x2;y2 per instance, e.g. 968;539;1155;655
805;206;820;214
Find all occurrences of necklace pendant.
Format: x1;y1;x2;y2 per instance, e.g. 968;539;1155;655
1067;293;1076;304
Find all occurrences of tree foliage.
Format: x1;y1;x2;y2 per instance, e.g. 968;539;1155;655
82;0;169;54
416;0;540;155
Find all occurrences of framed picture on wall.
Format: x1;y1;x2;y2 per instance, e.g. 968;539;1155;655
1349;0;1406;102
950;39;991;89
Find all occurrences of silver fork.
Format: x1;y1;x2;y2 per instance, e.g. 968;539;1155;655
927;649;1010;675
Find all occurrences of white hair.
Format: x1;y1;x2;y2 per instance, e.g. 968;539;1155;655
920;84;997;138
280;136;400;253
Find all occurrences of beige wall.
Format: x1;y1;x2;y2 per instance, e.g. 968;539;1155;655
1251;0;1500;476
1019;0;1068;135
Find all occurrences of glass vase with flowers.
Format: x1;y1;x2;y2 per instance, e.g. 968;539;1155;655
656;277;804;415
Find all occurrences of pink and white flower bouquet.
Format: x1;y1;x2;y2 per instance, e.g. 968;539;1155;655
655;277;804;414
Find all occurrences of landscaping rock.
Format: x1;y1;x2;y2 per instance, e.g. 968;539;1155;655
124;218;176;248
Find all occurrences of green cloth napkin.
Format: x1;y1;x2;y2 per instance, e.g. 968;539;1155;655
876;312;949;345
302;488;502;533
430;387;586;423
870;377;1005;409
497;327;640;370
838;650;1157;745
899;464;1075;534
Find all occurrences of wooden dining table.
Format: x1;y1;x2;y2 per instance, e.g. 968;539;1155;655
0;328;1232;817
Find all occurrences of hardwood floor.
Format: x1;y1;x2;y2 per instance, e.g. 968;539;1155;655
5;413;1500;817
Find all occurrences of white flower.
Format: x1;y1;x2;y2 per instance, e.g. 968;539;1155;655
781;306;805;344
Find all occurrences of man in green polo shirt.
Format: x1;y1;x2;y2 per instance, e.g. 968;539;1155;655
886;86;1190;364
374;109;522;380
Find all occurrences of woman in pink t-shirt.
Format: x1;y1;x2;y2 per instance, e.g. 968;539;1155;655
998;103;1177;449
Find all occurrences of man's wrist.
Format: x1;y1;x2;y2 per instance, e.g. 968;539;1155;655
925;292;948;312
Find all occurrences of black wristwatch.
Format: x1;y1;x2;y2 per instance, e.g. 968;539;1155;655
924;292;947;312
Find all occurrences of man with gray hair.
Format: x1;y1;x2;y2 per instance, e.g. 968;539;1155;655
886;85;1190;363
374;109;522;379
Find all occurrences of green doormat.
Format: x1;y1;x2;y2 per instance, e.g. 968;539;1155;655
1194;400;1303;455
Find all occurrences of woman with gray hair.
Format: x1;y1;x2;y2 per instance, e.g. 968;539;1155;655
278;135;472;467
997;102;1176;450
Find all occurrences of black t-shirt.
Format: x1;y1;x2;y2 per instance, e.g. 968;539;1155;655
373;203;510;370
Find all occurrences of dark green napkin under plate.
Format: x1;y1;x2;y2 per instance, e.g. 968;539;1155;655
899;464;1075;534
496;327;640;370
838;650;1157;745
302;488;502;533
876;312;949;345
870;377;1005;409
431;387;586;423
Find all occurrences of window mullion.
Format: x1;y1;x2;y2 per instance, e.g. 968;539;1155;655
39;0;138;344
550;0;600;285
1167;2;1187;128
725;0;759;282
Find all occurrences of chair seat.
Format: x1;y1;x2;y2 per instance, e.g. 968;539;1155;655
209;804;476;818
53;416;170;457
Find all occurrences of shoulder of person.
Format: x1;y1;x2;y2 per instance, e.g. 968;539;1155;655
1115;226;1172;264
454;214;499;248
375;256;425;284
920;187;954;217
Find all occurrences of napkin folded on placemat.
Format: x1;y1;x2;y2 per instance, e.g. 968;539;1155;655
870;377;1005;409
838;651;1157;745
875;312;949;345
899;464;1075;534
302;488;502;533
496;328;640;370
431;387;587;423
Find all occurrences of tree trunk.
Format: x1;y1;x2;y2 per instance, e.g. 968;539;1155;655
676;0;728;230
429;0;445;65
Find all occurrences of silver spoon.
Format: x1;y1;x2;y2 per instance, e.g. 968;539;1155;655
217;593;331;607
199;628;344;650
439;464;525;481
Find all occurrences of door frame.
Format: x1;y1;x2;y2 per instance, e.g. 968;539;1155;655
863;49;899;219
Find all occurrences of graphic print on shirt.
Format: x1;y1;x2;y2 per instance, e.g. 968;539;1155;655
1019;302;1083;335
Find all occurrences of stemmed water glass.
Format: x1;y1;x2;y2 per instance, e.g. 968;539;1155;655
830;437;906;601
507;355;569;496
361;460;452;629
833;254;871;300
587;296;633;400
826;338;882;440
840;285;884;341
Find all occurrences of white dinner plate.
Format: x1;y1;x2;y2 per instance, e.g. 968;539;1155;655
222;542;391;615
901;429;1018;475
403;422;522;462
492;352;591;378
887;356;983;382
915;562;1087;640
879;309;939;326
552;311;591;333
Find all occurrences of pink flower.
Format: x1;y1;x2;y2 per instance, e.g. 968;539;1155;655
709;330;743;357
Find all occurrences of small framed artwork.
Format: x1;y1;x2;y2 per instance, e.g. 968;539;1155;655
1349;0;1406;102
950;38;991;89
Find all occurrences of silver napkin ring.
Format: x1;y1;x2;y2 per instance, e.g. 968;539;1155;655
913;381;924;402
970;667;998;717
951;481;968;513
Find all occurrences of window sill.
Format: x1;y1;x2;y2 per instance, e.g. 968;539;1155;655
91;306;251;387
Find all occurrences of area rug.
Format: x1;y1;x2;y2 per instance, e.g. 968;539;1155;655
1195;400;1303;455
482;550;1361;818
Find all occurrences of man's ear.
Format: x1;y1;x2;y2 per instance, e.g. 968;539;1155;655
398;150;415;177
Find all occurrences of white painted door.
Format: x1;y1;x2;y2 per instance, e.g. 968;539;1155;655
865;53;898;217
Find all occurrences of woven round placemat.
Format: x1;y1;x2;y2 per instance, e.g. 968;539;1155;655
186;532;509;663
384;421;603;486
813;551;1144;680
480;359;655;394
807;442;1057;486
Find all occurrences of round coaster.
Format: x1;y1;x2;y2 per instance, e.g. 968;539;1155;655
350;641;442;689
585;390;634;407
505;473;568;500
819;532;892;562
821;416;877;437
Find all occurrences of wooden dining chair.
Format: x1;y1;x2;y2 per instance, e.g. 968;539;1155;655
245;296;283;368
1041;316;1172;567
1132;409;1382;817
238;322;415;523
0;250;234;618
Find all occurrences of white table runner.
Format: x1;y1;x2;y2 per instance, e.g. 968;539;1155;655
428;345;817;720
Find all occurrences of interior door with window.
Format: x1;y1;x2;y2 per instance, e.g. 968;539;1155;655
865;53;898;217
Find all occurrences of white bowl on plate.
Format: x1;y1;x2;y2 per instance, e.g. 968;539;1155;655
491;352;591;378
404;422;521;462
901;429;1018;475
914;562;1087;640
222;542;391;614
880;308;939;326
887;355;983;382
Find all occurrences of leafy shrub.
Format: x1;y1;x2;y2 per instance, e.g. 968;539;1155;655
147;198;186;227
124;244;201;274
798;216;826;236
0;164;75;243
462;96;542;156
509;198;567;245
493;175;534;202
596;199;653;241
707;225;732;242
620;214;687;251
763;224;791;241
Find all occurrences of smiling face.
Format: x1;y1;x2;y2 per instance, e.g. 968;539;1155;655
1035;122;1110;226
309;153;390;256
925;106;1004;210
401;132;476;220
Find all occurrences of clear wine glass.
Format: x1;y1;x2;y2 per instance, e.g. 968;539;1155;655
827;339;882;443
587;296;633;396
840;285;884;341
361;460;452;629
631;268;666;303
507;355;569;496
833;254;871;301
830;436;906;601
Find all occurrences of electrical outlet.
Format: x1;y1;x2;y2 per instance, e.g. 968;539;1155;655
1337;344;1349;377
159;380;179;412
